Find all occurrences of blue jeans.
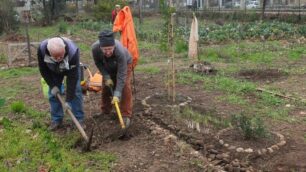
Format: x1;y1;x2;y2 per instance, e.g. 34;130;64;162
48;72;84;123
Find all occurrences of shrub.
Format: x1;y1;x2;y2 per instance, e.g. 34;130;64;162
231;113;268;140
10;101;26;113
58;20;68;33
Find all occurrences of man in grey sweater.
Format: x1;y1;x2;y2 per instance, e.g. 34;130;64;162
91;30;133;127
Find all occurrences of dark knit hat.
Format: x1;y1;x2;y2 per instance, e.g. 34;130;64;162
99;30;115;47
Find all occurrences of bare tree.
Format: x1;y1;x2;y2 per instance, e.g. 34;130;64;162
261;0;267;20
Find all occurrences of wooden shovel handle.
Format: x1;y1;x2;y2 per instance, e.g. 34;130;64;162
56;93;89;142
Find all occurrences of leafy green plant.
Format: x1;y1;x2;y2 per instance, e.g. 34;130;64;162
10;101;26;113
231;113;269;140
0;97;5;107
58;20;68;33
180;107;230;128
0;117;12;129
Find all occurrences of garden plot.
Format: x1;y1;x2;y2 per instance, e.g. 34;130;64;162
2;20;306;171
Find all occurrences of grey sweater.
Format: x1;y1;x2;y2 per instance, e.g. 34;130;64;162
91;40;132;98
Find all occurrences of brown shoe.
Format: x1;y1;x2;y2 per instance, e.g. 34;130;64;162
48;121;62;131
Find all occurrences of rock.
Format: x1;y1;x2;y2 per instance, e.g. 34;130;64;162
299;111;306;115
228;146;236;150
271;145;279;150
257;150;262;155
208;154;216;160
231;159;240;167
276;133;285;140
211;160;223;166
240;167;247;172
207;144;215;149
236;147;244;152
277;140;286;146
285;104;291;107
267;148;274;153
233;167;241;172
244;148;253;153
261;149;267;154
224;164;234;172
219;139;224;145
216;154;223;160
209;149;219;154
224;143;229;147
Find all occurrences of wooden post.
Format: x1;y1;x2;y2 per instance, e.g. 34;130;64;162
25;11;32;66
170;13;176;103
167;19;171;100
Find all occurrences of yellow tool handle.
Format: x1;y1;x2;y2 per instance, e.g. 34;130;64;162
114;101;125;129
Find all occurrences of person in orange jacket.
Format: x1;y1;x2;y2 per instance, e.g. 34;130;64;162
112;4;121;24
113;6;139;69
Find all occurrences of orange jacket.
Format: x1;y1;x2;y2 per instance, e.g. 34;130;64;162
113;6;139;68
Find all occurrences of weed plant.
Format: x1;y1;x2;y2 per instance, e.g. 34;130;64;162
231;113;269;140
10;101;26;113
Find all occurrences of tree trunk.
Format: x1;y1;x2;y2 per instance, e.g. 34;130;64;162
138;0;143;24
75;0;79;14
261;0;267;20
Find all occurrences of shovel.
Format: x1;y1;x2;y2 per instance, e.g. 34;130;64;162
103;87;132;141
109;87;125;129
56;93;93;151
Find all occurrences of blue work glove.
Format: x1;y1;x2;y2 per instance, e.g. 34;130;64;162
51;86;60;96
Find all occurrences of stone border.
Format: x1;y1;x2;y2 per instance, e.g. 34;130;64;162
141;93;192;113
215;127;286;156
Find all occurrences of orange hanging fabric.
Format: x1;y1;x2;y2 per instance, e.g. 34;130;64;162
113;6;139;68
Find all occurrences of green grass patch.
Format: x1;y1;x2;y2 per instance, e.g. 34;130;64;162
200;40;285;65
78;42;91;52
205;76;256;95
217;94;247;105
0;122;115;171
135;66;160;74
0;67;38;79
258;92;284;106
287;46;306;60
177;71;204;84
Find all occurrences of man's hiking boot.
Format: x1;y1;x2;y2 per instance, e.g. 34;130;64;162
48;121;62;131
123;117;131;129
